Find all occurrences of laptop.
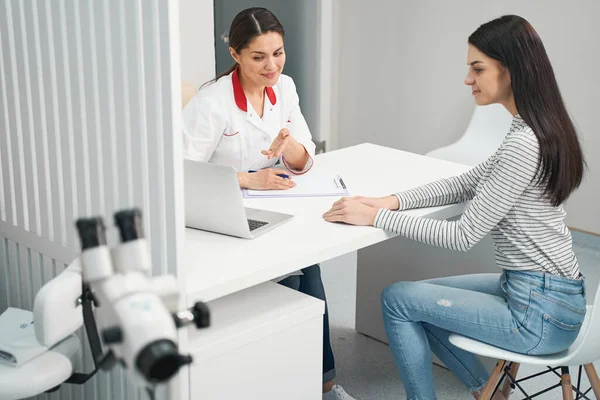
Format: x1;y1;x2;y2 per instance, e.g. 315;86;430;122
184;159;294;239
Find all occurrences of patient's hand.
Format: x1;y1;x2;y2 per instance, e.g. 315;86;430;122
352;196;400;210
322;197;379;226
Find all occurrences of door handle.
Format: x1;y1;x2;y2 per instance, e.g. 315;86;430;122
220;31;229;44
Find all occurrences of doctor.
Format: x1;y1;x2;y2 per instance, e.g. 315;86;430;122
182;7;356;400
182;14;315;189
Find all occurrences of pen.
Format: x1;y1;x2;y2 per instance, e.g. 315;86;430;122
248;170;290;179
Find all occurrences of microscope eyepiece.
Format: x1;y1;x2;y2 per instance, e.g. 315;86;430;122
114;208;144;243
75;217;107;250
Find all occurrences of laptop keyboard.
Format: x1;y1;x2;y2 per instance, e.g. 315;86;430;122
248;219;269;231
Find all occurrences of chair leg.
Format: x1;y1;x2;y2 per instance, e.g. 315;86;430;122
479;360;507;400
501;362;520;399
583;363;600;399
560;366;573;400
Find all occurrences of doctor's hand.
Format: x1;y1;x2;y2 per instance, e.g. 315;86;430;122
262;128;293;159
322;197;379;226
239;168;296;190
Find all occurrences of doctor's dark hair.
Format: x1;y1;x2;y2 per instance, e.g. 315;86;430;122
468;15;585;207
204;7;285;87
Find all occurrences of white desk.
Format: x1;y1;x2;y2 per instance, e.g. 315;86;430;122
181;143;473;400
183;143;471;305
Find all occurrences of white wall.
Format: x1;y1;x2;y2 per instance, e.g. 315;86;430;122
179;0;215;88
0;0;189;399
175;2;215;399
333;0;600;234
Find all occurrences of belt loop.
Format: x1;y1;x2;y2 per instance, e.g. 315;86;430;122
544;273;550;293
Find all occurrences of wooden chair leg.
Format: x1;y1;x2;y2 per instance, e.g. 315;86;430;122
479;360;507;400
583;363;600;399
560;366;573;400
501;362;520;399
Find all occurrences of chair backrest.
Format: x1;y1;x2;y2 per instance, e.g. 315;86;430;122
465;104;513;141
426;104;513;166
33;259;83;348
182;82;197;109
563;280;600;366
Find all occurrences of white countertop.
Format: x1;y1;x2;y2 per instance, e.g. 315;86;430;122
183;143;471;306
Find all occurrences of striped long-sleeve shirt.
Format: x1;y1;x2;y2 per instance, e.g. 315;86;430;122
374;115;580;279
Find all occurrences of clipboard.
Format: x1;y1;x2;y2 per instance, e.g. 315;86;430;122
242;173;349;198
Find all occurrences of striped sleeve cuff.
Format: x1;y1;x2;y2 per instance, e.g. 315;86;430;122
394;193;408;211
374;208;405;232
374;208;387;228
393;189;428;211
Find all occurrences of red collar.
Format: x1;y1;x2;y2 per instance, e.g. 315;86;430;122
232;68;277;112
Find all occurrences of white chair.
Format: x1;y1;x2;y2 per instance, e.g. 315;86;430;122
426;104;513;166
0;261;83;400
0;335;80;400
449;283;600;400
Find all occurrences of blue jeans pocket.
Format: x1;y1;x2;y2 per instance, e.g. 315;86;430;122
528;313;582;355
527;291;586;355
503;277;533;326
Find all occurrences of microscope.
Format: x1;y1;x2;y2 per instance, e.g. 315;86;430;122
0;208;209;400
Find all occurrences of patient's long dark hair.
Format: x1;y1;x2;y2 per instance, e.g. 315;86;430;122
203;7;284;87
469;15;585;206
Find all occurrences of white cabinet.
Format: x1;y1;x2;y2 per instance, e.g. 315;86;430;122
187;282;324;400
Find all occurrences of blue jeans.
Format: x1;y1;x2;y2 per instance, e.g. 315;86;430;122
381;270;586;400
279;264;336;383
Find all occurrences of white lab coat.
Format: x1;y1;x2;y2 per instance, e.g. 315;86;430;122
182;69;316;173
182;70;316;280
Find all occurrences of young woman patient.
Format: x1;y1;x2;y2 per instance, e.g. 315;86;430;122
323;15;586;400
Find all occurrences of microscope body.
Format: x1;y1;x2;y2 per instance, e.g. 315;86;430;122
0;208;207;400
74;209;206;388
